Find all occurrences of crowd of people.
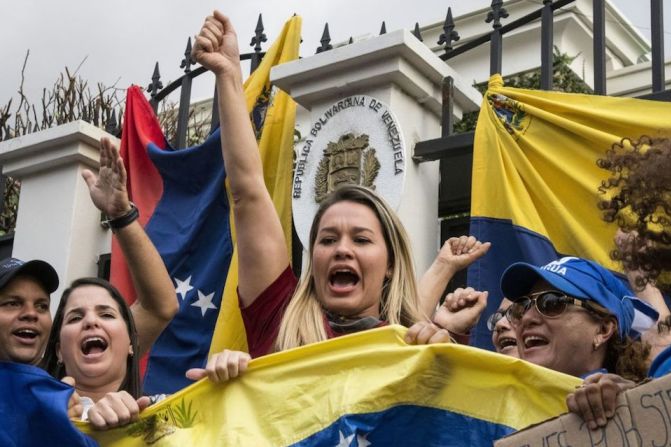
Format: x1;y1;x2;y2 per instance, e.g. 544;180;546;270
2;9;671;441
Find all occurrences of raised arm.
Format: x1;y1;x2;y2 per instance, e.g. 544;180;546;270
82;137;178;357
192;11;289;306
418;236;490;316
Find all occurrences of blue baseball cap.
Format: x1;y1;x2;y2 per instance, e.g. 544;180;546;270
500;257;658;338
0;258;59;294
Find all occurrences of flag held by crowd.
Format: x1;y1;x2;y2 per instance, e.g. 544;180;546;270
0;362;98;447
110;15;302;394
469;74;671;348
78;326;580;446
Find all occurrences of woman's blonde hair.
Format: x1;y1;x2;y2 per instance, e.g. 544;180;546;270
275;185;424;351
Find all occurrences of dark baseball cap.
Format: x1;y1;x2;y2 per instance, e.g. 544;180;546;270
0;258;59;294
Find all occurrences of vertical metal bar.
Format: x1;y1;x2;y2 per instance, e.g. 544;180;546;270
540;0;554;90
593;0;606;94
250;54;262;73
442;77;454;137
490;30;502;75
0;175;6;217
210;85;220;133
175;74;193;149
291;221;302;278
651;0;665;92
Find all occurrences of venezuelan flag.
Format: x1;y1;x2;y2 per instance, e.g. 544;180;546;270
0;362;98;446
79;326;580;446
110;15;301;394
469;74;671;348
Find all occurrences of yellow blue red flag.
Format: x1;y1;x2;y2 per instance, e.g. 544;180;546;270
469;74;671;348
111;15;301;395
78;326;579;446
209;14;302;356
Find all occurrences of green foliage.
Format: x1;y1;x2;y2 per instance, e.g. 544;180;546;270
173;398;198;428
453;49;592;133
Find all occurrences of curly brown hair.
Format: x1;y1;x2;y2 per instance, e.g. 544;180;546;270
597;136;671;292
605;335;650;382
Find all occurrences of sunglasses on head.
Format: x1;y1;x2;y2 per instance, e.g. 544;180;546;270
504;290;601;327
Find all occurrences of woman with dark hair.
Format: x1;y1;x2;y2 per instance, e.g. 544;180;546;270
500;256;653;430
43;278;141;400
41;138;178;428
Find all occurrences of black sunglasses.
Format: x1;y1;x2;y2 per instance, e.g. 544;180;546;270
486;307;509;331
505;290;598;327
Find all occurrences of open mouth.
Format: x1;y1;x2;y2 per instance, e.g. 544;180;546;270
81;336;108;355
523;335;549;349
329;269;360;292
497;336;517;351
12;328;39;340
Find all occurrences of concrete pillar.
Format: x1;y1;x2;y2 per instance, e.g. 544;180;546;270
0;120;113;312
272;29;481;275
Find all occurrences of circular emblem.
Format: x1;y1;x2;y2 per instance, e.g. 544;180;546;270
487;93;531;137
292;95;406;249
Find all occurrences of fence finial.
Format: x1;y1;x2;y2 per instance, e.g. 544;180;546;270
105;109;118;135
486;0;509;29
147;62;163;100
180;37;195;74
316;23;333;53
250;13;268;53
438;7;460;52
412;22;423;42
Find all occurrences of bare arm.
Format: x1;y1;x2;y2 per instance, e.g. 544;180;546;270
418;236;490;316
82;137;178;357
192;11;288;306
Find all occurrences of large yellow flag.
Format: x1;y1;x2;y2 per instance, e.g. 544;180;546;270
468;74;671;347
210;15;302;354
79;326;579;446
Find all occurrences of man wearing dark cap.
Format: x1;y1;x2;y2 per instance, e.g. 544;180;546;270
0;257;58;365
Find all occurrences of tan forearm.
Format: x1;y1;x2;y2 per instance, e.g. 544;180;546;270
418;260;457;317
216;74;268;202
115;221;177;321
213;72;289;303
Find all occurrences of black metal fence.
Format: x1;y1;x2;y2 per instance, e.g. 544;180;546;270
411;0;668;288
104;1;668;283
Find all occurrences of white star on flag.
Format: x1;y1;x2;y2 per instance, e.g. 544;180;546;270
335;431;354;447
191;290;217;317
174;276;194;301
356;434;371;447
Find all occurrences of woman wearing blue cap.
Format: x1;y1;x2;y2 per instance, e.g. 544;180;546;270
500;256;655;430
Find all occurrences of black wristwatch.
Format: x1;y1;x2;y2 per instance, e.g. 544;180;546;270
103;202;139;233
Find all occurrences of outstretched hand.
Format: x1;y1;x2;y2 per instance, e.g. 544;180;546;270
433;287;488;335
192;10;242;78
82;137;131;219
